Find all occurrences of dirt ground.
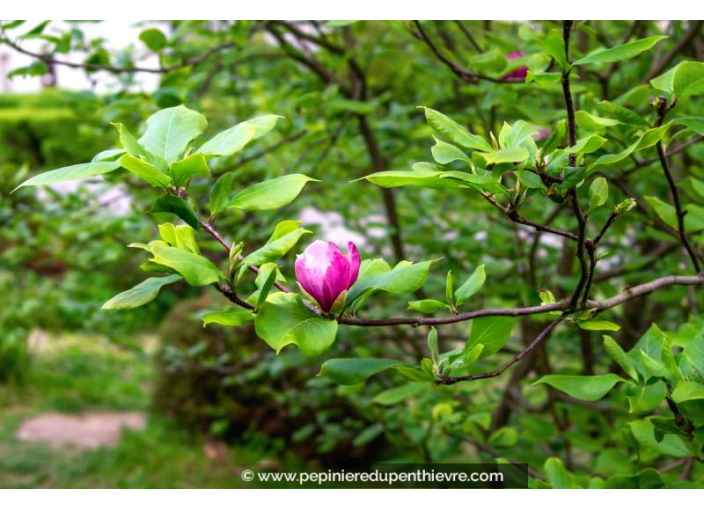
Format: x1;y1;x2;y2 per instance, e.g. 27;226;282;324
15;412;146;449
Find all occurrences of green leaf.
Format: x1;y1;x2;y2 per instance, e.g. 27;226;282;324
119;154;172;188
421;107;493;152
430;137;471;165
318;358;405;386
639;350;669;378
629;419;690;458
150;195;200;230
645;196;677;229
598;100;649;127
139;106;208;164
661;335;683;382
574;36;667;66
454;264;486;306
476;147;529;166
229;174;318;211
445;270;453;305
592;125;669;169
644;195;704;232
170;153;210;187
515;170;545;190
348;259;437;302
578;320;620;331
575;111;621;132
209;173;234;217
267;220;303;243
139;28;168;51
327;98;375;115
566;134;607;154
651;61;704;99
543;29;566;70
449;344;484;371
626;381;667;413
352;424;384;447
683;327;704;376
465;316;516;358
241;224;310;266
254;262;278;308
488;427;517;447
427;327;438;364
437;170;507;194
362;166;464;191
373;383;428;405
544;458;571;489
13;161;121;191
499;120;538;149
395;366;436;383
672;381;704;403
199;115;280;157
255;293;337;356
534;374;625;401
673;117;704;137
150;244;223;286
92;149;126;162
587;177;609;214
603;335;638;380
202;308;255;327
101;275;182;310
8;61;48;78
603;468;666;489
407;299;450;314
628;324;667;381
157;223;200;254
111;122;148;159
526;71;562;86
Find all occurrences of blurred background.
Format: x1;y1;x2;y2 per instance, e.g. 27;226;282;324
1;20;702;488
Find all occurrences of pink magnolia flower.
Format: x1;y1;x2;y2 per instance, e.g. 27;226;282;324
502;51;528;81
295;240;361;312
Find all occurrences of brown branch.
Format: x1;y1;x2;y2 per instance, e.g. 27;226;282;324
440;318;565;385
265;24;339;88
0;35;238;74
584;274;704;310
581;210;620;305
411;21;503;84
453;21;483;52
654;97;702;274
507;208;584;244
560;21;590;307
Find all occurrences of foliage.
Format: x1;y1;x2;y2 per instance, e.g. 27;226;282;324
3;20;704;487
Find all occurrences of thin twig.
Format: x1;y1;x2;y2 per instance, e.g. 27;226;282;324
654;97;702;274
440;318;565;385
0;35;238;74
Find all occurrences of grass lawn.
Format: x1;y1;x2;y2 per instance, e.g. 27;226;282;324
0;333;267;488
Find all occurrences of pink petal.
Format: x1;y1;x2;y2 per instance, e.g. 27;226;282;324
323;247;351;308
295;254;326;306
346;242;361;289
296;241;332;306
320;278;337;312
